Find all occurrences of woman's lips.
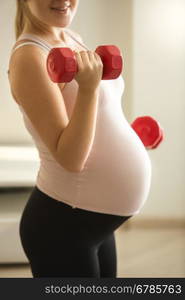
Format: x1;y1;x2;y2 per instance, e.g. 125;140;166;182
51;6;70;14
51;6;70;10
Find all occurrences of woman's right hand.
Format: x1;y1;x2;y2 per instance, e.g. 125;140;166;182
73;50;103;92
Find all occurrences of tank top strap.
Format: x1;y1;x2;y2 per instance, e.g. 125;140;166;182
13;29;89;54
11;33;52;54
64;29;90;50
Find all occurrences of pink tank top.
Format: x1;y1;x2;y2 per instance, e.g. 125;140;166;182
9;29;152;216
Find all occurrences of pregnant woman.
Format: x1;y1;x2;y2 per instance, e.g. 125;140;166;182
8;0;152;277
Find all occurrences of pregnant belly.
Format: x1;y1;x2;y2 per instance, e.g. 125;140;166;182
79;114;152;214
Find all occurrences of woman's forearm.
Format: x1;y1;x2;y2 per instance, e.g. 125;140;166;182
56;87;99;172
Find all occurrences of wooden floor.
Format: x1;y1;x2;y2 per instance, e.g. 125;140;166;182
0;226;184;278
116;226;185;278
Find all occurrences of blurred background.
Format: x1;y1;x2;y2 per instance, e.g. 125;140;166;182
0;0;184;277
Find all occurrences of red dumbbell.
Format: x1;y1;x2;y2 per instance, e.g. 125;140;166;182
47;45;123;83
131;116;164;150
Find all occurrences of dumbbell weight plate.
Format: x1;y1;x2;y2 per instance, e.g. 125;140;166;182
47;48;77;83
131;116;164;149
148;127;164;149
95;45;123;80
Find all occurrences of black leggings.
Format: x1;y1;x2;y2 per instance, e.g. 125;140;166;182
19;186;132;278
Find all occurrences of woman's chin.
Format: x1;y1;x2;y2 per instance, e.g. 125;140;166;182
50;17;72;27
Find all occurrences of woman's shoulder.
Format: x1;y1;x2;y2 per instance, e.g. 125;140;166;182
11;39;39;55
9;38;47;68
8;39;49;90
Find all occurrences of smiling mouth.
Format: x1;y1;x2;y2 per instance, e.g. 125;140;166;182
51;6;70;12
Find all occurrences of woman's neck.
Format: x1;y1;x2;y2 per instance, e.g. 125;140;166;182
22;23;68;45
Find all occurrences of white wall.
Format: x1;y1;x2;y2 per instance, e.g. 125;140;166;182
0;0;25;144
132;0;185;219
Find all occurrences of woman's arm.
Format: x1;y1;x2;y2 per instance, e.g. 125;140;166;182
56;87;99;172
9;45;99;172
